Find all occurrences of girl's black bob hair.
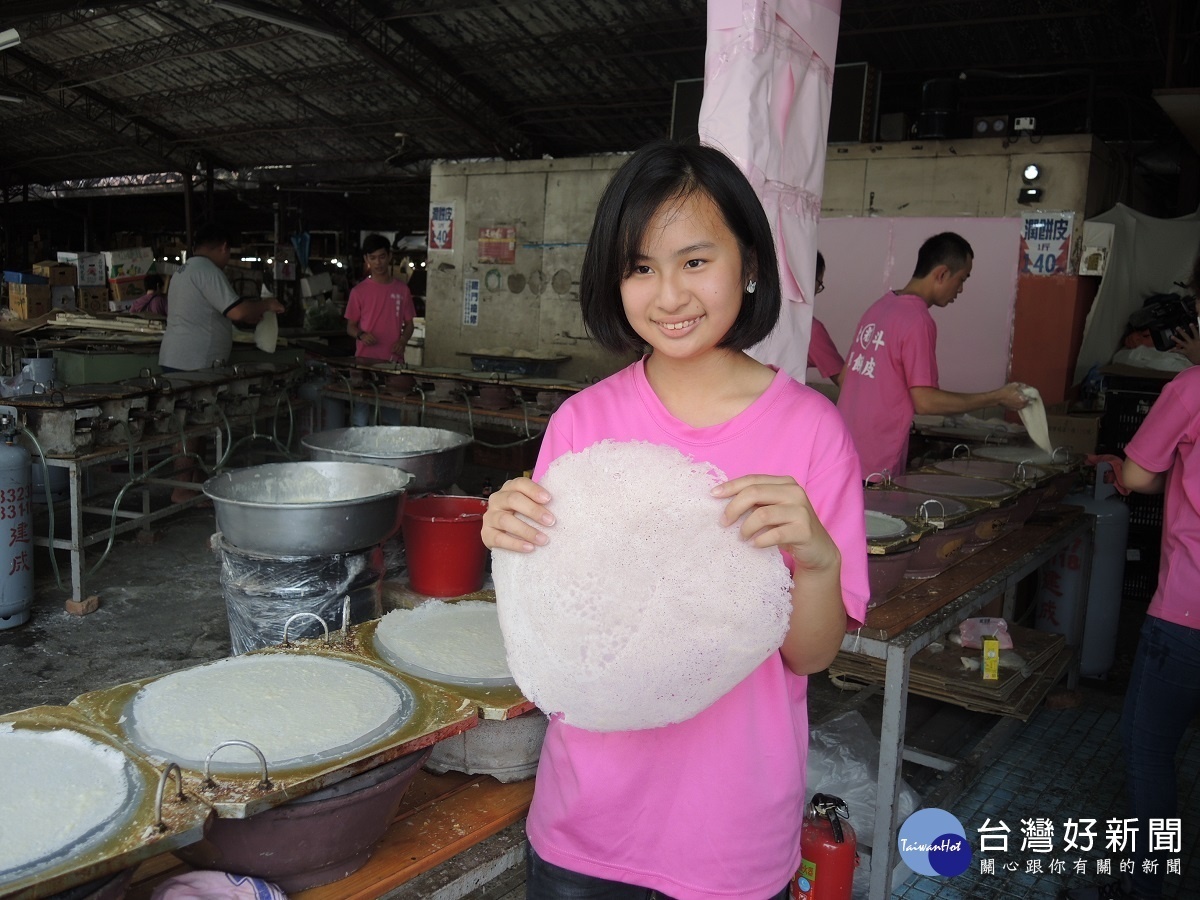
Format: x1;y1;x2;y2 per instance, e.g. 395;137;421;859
579;139;781;355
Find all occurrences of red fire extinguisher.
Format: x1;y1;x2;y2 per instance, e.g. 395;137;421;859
792;794;858;900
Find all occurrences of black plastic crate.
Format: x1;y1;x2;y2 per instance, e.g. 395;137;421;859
1098;389;1160;454
1122;555;1161;604
1124;492;1165;531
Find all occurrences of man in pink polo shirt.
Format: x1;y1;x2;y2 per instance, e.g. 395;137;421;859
837;232;1028;478
345;233;416;362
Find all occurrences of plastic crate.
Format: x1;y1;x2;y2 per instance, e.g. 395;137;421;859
1124;492;1165;532
467;354;567;377
1122;556;1160;604
1098;389;1160;453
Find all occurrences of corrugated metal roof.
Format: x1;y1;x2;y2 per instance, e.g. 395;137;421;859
0;0;1190;231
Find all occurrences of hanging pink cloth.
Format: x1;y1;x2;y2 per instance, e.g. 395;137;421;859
698;0;841;382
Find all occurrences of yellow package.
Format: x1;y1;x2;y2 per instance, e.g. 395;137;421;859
983;637;1000;681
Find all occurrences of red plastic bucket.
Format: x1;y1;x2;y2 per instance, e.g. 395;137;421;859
401;495;489;597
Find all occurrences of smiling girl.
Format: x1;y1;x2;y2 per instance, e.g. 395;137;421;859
482;140;869;900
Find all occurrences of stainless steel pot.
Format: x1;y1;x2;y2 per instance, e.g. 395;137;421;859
302;426;471;492
203;461;413;555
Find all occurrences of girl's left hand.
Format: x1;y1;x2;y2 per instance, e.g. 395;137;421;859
711;474;840;575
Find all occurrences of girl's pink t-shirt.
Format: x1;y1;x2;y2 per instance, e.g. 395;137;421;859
524;359;869;900
1124;364;1200;630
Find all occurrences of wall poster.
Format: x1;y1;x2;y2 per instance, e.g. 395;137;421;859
429;203;455;251
1020;212;1075;276
478;225;517;264
463;278;480;326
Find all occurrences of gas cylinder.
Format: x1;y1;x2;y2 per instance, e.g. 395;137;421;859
793;794;858;900
0;411;33;630
1034;461;1129;677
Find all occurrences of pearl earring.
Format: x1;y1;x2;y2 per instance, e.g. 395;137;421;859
746;280;757;294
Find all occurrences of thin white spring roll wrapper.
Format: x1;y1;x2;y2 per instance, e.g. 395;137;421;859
254;310;278;353
492;440;793;732
1017;386;1053;455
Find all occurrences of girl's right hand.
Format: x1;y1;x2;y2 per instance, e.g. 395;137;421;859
482;477;554;552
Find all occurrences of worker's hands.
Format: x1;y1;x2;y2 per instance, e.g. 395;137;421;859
996;382;1031;411
358;330;377;346
390;340;407;358
710;475;841;577
266;298;285;314
482;477;554;552
1172;323;1200;365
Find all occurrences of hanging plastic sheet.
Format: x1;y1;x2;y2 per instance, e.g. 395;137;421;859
698;0;840;382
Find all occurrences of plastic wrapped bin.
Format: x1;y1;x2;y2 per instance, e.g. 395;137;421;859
213;535;384;654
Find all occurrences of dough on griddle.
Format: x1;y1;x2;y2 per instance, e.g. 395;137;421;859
129;655;403;768
376;600;511;680
491;440;793;732
0;727;131;876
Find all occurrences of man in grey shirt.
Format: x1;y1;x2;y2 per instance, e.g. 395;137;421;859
159;223;283;371
159;223;284;502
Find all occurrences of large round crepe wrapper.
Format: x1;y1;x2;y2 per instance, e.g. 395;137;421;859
492;440;794;732
0;726;134;877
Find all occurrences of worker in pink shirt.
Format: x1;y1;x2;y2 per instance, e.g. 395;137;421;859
345;233;416;362
1066;255;1200;900
836;232;1028;479
806;252;844;386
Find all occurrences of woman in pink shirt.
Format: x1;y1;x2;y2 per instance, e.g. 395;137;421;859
1076;362;1200;900
483;141;868;900
130;273;167;316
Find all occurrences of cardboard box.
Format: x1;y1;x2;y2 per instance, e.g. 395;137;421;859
57;251;106;286
33;261;77;287
3;270;48;285
1046;413;1102;456
300;272;333;297
109;276;146;302
51;285;77;311
102;247;155;279
9;283;52;319
77;286;109;314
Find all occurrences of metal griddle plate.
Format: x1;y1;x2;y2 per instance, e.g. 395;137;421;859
0;706;209;900
352;618;535;722
68;645;478;820
890;472;1027;509
864;511;924;556
864;485;994;530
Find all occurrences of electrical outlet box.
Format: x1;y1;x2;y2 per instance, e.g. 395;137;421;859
1014;116;1037;132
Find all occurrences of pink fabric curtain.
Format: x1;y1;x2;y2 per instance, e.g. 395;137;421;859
698;0;841;382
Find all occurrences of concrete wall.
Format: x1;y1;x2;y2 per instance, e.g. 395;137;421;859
426;136;1123;383
822;134;1119;221
425;155;637;382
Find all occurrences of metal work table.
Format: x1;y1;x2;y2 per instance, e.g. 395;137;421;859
839;509;1095;898
32;401;312;603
